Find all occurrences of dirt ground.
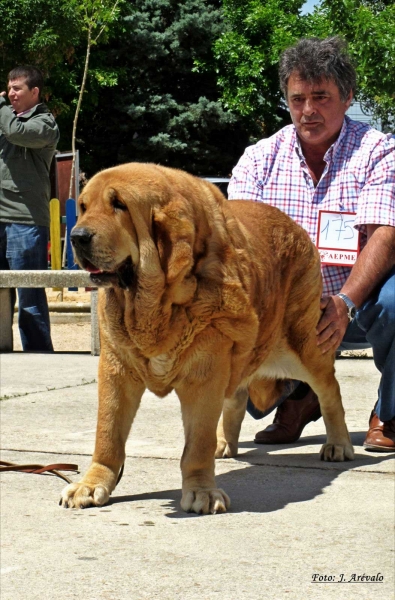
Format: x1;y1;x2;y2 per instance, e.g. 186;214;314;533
12;288;92;353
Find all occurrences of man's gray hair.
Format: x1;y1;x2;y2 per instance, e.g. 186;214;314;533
279;37;356;101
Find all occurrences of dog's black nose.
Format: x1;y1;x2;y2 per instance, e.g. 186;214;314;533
70;227;94;247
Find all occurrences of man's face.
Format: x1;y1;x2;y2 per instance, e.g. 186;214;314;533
286;72;353;152
8;77;39;114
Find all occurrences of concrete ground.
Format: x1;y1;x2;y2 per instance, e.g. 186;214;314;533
0;352;394;600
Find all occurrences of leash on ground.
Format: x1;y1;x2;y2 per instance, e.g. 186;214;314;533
0;460;79;484
0;460;124;487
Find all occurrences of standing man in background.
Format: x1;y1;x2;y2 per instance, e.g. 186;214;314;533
229;37;395;451
0;66;60;351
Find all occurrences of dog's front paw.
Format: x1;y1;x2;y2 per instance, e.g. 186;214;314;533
181;488;231;515
215;439;238;459
59;482;110;509
320;442;354;462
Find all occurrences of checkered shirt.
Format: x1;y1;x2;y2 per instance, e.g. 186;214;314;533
228;116;395;296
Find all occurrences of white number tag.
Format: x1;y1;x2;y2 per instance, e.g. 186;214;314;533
317;211;360;266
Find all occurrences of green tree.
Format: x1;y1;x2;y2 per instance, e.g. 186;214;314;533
0;0;122;121
0;0;85;115
309;0;395;129
212;0;308;136
74;0;252;176
66;0;123;195
213;0;395;134
0;0;253;177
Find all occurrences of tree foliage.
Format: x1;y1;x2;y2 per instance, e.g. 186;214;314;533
212;0;308;135
73;0;252;176
0;0;120;118
67;0;123;195
309;0;395;129
3;0;392;179
214;0;395;134
0;0;252;176
0;0;78;114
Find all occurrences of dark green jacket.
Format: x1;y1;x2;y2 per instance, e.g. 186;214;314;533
0;97;60;227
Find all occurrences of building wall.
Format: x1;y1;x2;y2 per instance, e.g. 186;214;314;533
347;101;382;131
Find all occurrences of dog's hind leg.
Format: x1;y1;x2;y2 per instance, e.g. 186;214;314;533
294;346;354;462
307;366;354;462
215;387;248;458
215;377;285;458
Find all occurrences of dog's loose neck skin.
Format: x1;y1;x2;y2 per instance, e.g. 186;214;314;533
77;164;283;396
97;204;262;398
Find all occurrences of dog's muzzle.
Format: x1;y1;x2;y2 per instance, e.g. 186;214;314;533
70;226;134;289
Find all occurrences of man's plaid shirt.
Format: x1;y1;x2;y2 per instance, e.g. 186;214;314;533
228;116;395;296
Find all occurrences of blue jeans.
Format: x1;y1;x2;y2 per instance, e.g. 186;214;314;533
0;223;53;352
247;268;395;422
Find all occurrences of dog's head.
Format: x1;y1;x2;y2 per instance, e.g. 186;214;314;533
70;163;226;297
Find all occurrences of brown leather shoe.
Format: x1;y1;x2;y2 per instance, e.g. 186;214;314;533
363;412;395;452
254;387;321;444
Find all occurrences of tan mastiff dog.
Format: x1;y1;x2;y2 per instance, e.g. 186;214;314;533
60;163;354;514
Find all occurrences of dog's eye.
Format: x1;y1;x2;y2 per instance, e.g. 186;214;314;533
79;203;86;214
112;198;127;212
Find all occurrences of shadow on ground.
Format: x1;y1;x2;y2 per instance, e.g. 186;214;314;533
107;433;393;518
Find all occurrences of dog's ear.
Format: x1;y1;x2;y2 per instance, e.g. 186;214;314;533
152;200;195;285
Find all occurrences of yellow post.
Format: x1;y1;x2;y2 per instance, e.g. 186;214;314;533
49;198;62;291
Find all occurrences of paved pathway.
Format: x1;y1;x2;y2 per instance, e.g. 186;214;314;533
1;353;393;600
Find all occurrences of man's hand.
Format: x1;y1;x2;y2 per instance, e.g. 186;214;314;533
316;295;349;354
317;225;394;354
0;92;6;97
